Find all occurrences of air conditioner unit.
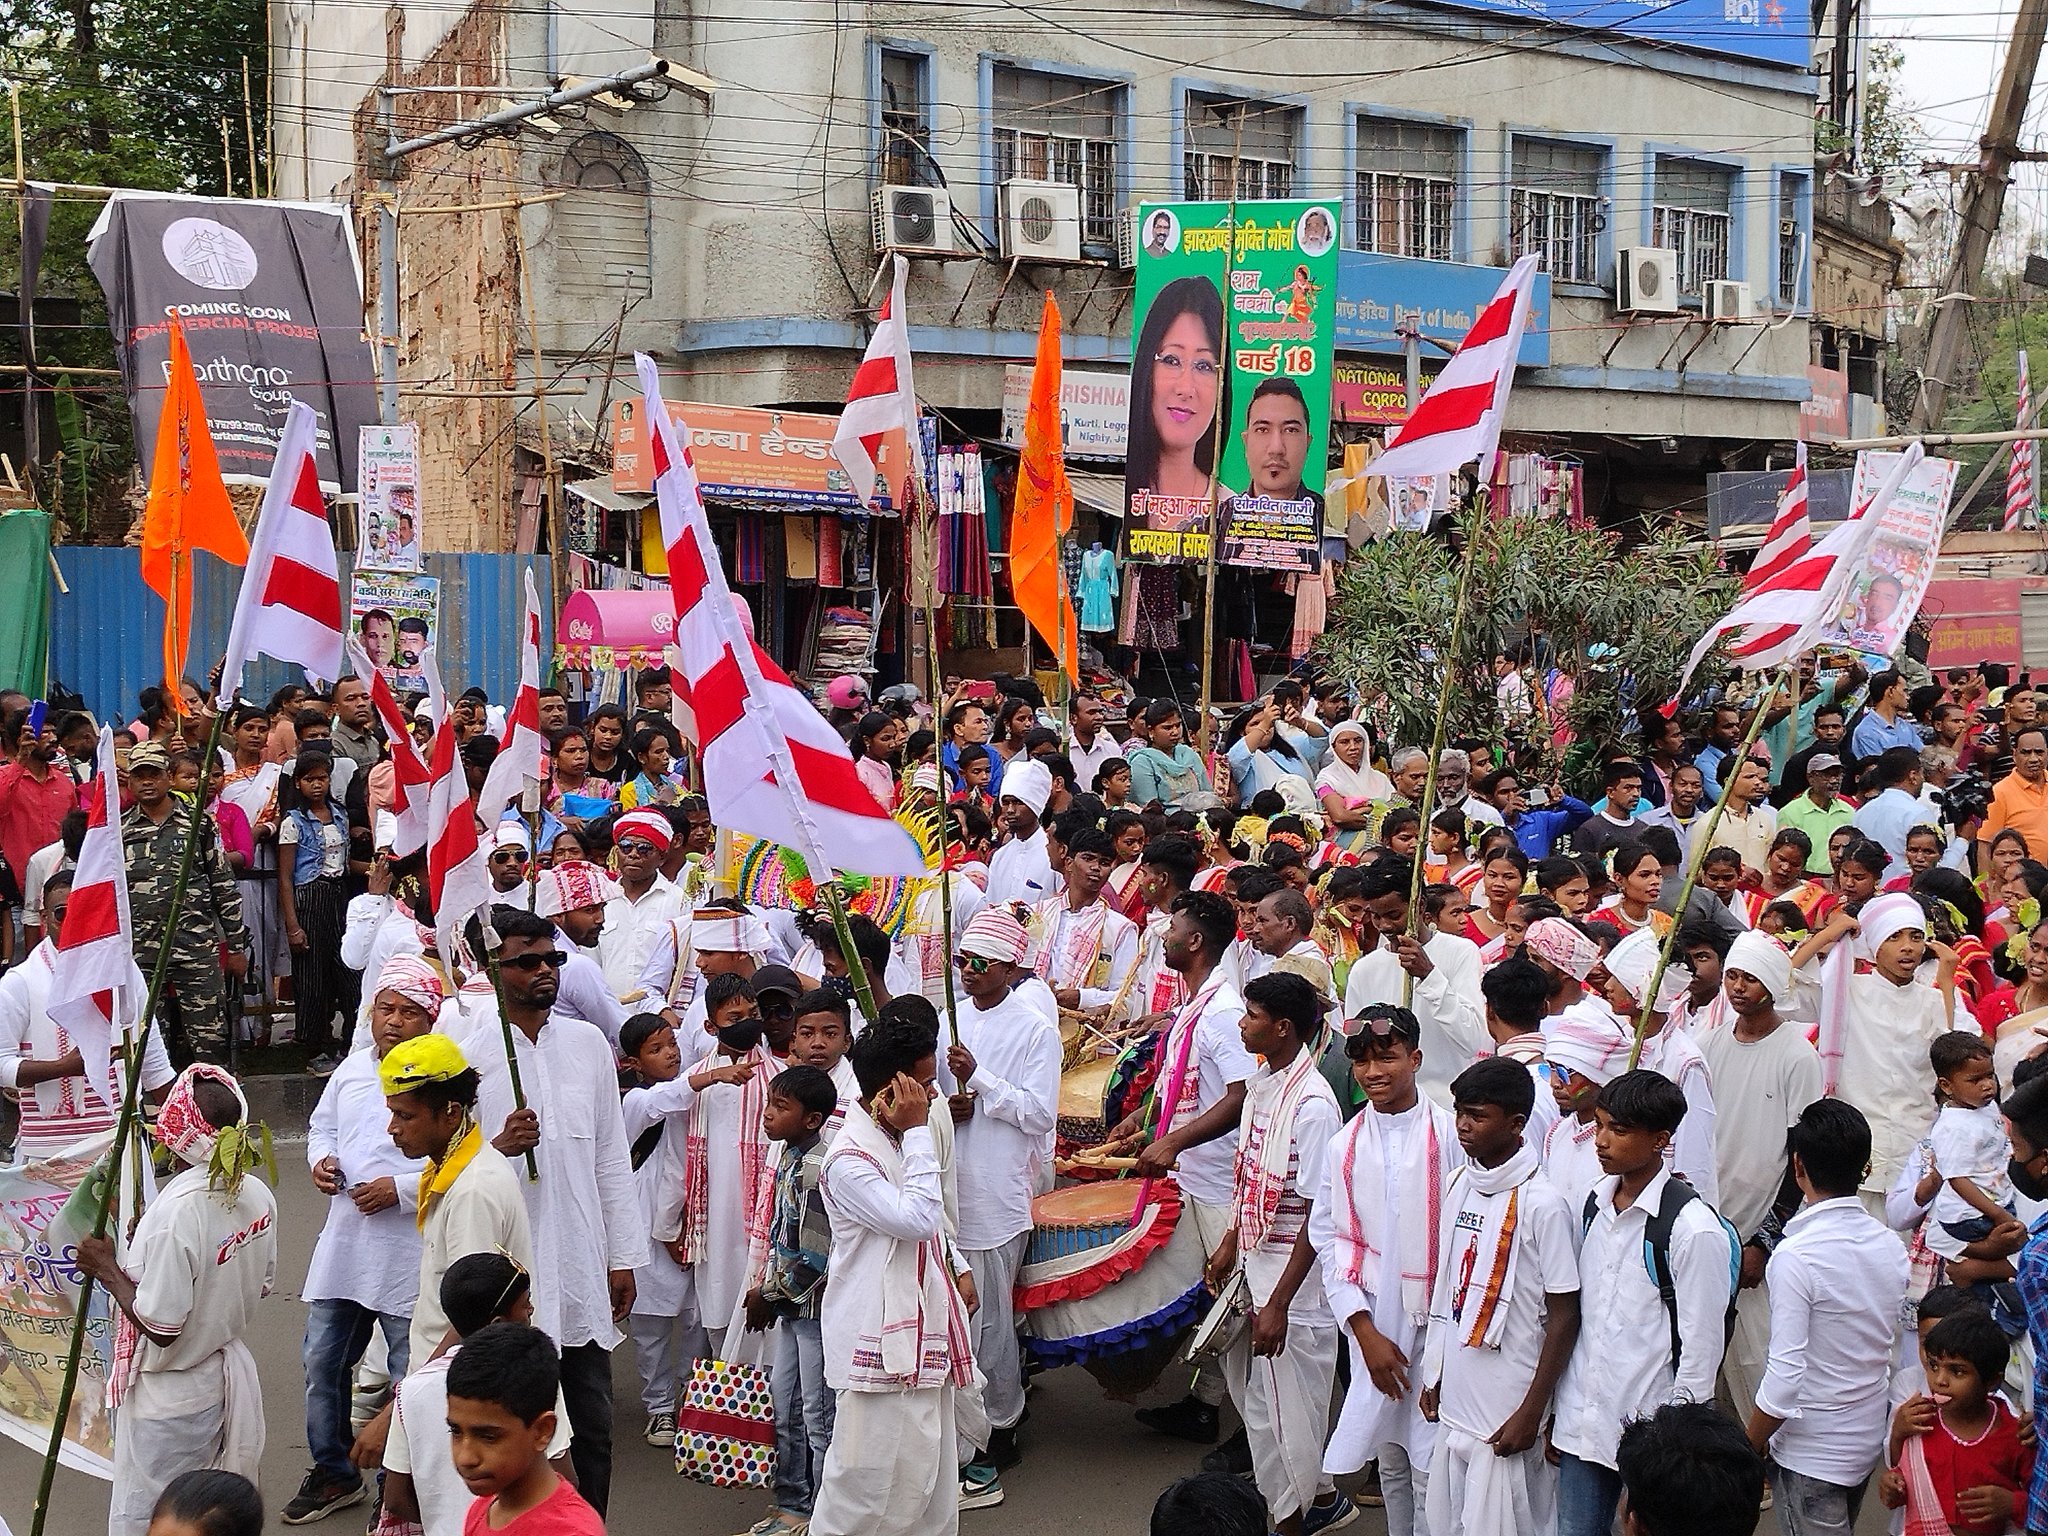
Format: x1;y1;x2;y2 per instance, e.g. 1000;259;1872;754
1115;206;1141;269
1617;247;1681;314
1704;279;1754;321
871;185;961;256
1000;179;1083;262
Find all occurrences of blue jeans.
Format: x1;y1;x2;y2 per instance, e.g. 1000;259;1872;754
302;1299;411;1482
1557;1451;1626;1536
771;1317;835;1517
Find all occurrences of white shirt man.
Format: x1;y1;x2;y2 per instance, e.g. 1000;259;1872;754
1066;720;1124;799
1025;889;1139;1013
340;880;427;1052
598;810;685;995
1344;922;1485;1110
984;758;1057;906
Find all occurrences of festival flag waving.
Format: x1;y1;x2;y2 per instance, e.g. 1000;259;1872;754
1677;441;1927;693
831;254;927;509
141;316;249;707
1730;441;1814;660
1367;254;1540;482
2010;351;2035;532
216;401;346;706
477;567;546;825
351;639;434;855
1011;292;1078;682
641;353;924;877
424;717;494;971
45;726;149;1114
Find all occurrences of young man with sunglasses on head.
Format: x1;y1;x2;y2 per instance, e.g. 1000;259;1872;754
451;904;647;1517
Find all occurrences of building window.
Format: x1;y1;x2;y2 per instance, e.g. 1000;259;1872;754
1354;117;1459;262
1650;156;1734;293
1183;95;1297;201
1509;138;1603;285
991;65;1122;245
879;50;931;186
551;132;651;301
1777;175;1804;309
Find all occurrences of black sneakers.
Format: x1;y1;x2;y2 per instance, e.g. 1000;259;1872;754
282;1472;366;1526
1134;1396;1222;1444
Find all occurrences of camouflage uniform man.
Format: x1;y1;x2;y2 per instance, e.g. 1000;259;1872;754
124;741;252;1065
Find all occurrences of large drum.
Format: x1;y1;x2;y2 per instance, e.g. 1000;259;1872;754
1055;1052;1121;1156
1016;1178;1205;1397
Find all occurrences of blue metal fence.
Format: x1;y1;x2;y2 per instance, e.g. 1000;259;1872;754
49;548;554;722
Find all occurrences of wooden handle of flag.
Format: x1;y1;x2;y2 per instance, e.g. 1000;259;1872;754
478;921;540;1183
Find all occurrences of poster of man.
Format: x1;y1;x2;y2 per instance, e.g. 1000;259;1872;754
1122;199;1339;570
350;571;440;694
1817;449;1960;660
357;424;423;573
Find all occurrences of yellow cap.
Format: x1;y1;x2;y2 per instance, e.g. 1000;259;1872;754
378;1033;472;1094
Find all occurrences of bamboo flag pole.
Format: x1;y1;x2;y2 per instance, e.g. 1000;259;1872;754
1193;111;1245;761
1403;497;1486;1007
30;702;232;1536
476;913;540;1182
1624;660;1794;1068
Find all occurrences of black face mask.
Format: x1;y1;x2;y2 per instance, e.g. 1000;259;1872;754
822;975;857;1003
2011;1153;2048;1204
716;1018;765;1054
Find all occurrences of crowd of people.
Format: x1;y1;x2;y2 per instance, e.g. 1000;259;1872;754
13;650;2048;1536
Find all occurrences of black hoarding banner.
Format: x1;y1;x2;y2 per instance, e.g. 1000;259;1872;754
87;193;377;494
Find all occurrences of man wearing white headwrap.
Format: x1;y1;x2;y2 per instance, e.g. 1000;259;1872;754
1539;1003;1633;1216
1697;928;1821;1425
634;902;770;1028
1596;930;1719;1205
984;758;1057;907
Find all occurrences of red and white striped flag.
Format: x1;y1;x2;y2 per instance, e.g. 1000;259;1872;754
351;638;435;856
1678;441;1926;692
639;354;924;877
1368;254;1540;482
477;567;546;825
424;717;494;972
2009;351;2035;532
215;401;345;706
830;254;926;509
46;726;148;1114
1731;442;1814;659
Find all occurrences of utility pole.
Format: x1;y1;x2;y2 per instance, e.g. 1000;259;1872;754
1910;0;2048;432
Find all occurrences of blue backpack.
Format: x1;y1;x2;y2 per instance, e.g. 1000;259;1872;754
1581;1176;1741;1367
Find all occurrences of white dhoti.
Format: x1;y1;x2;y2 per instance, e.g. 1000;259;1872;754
810;1384;960;1536
1222;1321;1339;1524
109;1341;265;1536
1719;1281;1771;1426
1424;1423;1556;1536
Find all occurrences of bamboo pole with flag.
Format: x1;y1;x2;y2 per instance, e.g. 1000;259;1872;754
351;640;435;855
1011;291;1078;687
141;316;248;711
2010;351;2035;532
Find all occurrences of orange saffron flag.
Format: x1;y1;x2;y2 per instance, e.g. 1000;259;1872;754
1010;292;1077;683
140;318;248;709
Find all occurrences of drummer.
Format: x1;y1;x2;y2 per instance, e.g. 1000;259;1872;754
938;907;1063;1505
1107;889;1262;1451
1025;827;1140;1017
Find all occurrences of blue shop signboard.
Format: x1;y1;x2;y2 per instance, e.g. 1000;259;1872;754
1335;251;1552;370
1408;0;1807;68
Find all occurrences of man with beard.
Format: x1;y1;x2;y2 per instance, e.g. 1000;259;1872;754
451;905;646;1516
533;860;630;1046
1638;762;1707;845
597;810;685;995
1437;747;1502;831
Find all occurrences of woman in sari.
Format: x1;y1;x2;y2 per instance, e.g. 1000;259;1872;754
1733;828;1837;930
1991;917;2048;1086
1314;720;1388;856
1982;826;2032;939
1465;845;1530;946
1595;842;1673;940
1103;809;1152;924
1127;700;1212;812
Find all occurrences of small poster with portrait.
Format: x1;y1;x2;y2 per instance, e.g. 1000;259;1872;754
350;570;440;696
1815;449;1959;660
357;423;423;572
1123;199;1340;572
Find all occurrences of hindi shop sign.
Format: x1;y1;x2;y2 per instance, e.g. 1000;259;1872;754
1335;251;1551;370
612;399;910;511
1000;366;1130;460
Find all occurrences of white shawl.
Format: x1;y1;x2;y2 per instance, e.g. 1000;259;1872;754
1331;1096;1459;1326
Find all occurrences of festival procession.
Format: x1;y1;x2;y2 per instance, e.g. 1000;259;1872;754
12;4;2048;1535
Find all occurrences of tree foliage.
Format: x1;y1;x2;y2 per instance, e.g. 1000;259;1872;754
1318;508;1738;787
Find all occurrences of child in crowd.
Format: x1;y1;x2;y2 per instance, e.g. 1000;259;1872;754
1538;1004;1633;1219
952;745;995;812
278;750;357;1068
787;987;860;1120
1478;956;1559;1141
1925;1031;2027;1331
443;1322;604;1536
1420;1057;1581;1536
383;1255;575;1536
620;1010;751;1446
1880;1308;2034;1536
149;1471;264;1536
1310;1003;1461;1536
744;1065;841;1536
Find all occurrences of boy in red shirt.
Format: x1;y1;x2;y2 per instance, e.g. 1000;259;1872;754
447;1322;604;1536
1882;1307;2034;1535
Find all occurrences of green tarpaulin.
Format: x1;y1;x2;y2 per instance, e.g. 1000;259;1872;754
0;510;51;698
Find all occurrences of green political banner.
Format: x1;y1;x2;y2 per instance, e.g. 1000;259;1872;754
1122;200;1339;573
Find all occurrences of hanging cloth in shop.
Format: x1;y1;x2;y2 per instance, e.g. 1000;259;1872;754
785;516;819;582
818;516;845;588
734;513;765;585
1120;564;1180;652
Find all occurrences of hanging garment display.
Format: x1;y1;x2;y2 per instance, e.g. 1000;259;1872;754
1078;545;1119;634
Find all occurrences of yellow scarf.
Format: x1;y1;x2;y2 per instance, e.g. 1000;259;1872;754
416;1120;483;1231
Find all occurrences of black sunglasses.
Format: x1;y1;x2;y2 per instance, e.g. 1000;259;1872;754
500;951;568;972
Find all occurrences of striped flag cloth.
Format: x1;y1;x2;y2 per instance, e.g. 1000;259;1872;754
477;567;546;825
1732;442;1814;659
425;717;495;972
1677;442;1926;693
351;638;435;856
216;401;345;706
45;726;149;1114
830;254;927;509
639;353;925;878
1367;254;1540;482
2010;351;2035;532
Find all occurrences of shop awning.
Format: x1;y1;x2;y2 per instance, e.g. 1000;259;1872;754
1069;471;1124;520
555;588;674;670
564;476;653;514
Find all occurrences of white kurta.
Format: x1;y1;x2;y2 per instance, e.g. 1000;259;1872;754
456;1004;650;1348
1698;1021;1821;1241
672;1067;770;1328
984;829;1056;906
1834;972;1948;1195
1344;933;1487;1109
1026;897;1139;1011
599;876;684;996
622;1077;698;1318
937;987;1062;1251
0;941;174;1157
304;1049;426;1314
340;893;426;1052
409;1138;534;1366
